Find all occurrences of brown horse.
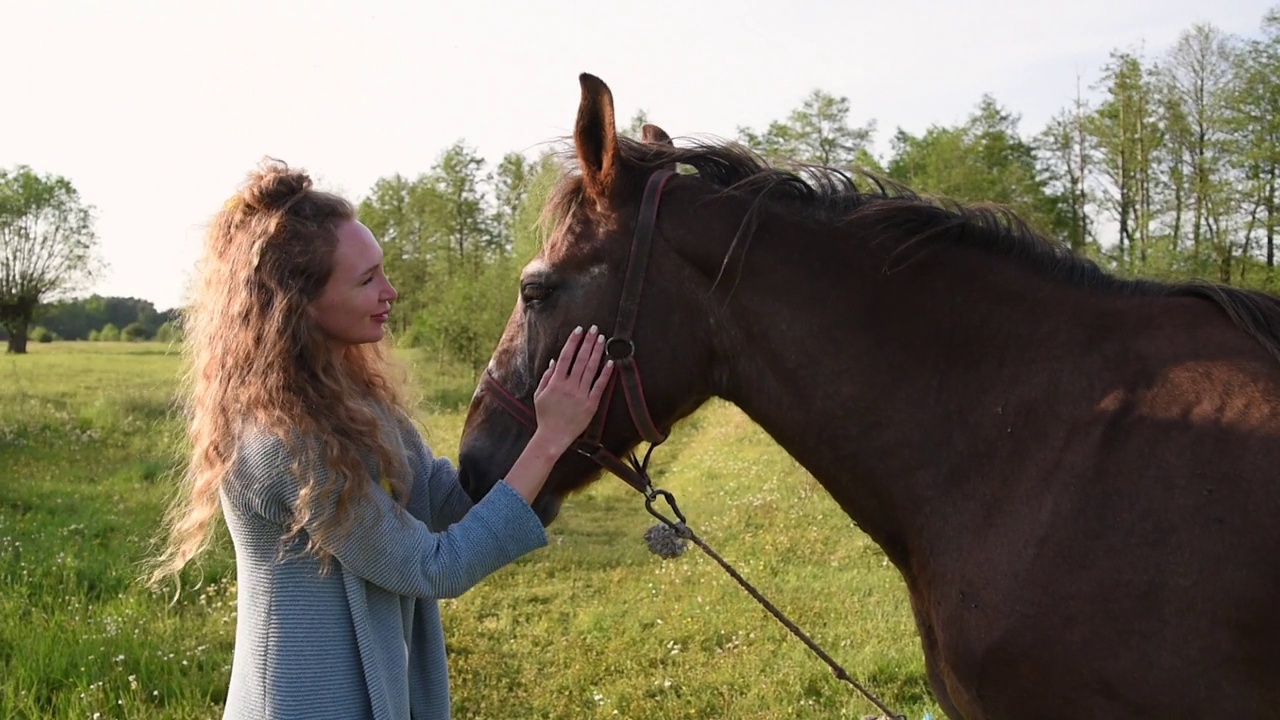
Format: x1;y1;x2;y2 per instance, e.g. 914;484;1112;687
456;73;1280;719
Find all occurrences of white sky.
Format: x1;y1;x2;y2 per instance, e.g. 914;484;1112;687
5;0;1274;311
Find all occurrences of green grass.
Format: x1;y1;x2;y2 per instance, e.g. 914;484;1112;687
1;342;938;719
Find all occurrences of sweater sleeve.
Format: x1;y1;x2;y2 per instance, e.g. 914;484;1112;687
400;428;476;532
235;432;548;599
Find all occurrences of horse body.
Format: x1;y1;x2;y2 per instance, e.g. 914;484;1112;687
705;203;1280;717
458;74;1280;718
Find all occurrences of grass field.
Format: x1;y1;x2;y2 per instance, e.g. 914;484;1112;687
1;343;939;719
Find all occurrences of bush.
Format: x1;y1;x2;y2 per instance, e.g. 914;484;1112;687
121;322;152;342
99;323;120;342
31;326;55;343
154;320;183;344
87;329;100;342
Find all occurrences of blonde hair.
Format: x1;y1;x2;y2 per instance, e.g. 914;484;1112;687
149;158;413;586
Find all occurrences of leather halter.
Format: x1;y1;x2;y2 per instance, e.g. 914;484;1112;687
481;169;678;494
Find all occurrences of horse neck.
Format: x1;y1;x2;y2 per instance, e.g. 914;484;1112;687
702;212;1093;567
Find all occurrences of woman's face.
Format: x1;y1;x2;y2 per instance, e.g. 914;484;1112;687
310;219;398;350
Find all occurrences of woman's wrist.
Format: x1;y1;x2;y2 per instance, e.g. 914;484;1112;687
502;429;573;503
526;428;572;459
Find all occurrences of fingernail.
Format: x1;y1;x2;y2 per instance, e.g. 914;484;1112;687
549;358;555;367
596;334;604;343
589;324;598;334
606;360;613;367
573;326;583;334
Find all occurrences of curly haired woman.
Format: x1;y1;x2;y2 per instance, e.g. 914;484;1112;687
149;159;612;719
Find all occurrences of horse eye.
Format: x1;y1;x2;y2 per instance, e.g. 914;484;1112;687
521;282;552;307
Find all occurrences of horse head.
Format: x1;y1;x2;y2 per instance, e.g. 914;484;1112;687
457;74;723;523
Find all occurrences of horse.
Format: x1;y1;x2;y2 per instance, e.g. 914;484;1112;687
455;73;1280;719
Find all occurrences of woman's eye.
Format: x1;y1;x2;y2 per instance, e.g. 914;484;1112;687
521;283;552;306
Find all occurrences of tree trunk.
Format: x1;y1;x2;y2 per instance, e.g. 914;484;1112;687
1;298;36;355
6;324;29;354
1268;165;1276;269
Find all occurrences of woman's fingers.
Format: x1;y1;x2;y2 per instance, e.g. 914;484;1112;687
540;324;612;400
590;359;614;400
536;359;554;396
571;326;605;388
555;326;586;376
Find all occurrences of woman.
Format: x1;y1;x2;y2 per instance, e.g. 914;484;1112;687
149;159;612;719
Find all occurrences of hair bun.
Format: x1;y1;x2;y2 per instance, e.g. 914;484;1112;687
241;158;312;213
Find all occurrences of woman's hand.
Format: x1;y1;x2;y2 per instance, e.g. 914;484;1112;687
501;324;614;505
530;324;613;454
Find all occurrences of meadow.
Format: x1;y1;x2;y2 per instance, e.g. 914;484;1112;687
1;343;938;719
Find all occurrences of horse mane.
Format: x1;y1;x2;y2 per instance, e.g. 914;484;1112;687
544;135;1280;364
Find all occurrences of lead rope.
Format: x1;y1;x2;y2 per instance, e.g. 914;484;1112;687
623;452;906;720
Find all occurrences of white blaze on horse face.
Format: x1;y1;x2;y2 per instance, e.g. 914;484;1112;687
580;263;608;282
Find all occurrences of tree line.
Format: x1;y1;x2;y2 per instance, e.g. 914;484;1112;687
9;295;182;344
3;8;1276;360
357;9;1279;371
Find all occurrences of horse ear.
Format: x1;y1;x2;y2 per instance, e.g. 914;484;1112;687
641;123;673;146
641;123;677;172
575;73;620;199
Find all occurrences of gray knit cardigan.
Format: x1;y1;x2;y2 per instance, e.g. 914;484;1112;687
218;423;547;719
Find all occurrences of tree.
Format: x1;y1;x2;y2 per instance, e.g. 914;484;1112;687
510;153;562;263
1088;50;1162;273
1158;23;1240;280
358;142;514;364
888;95;1058;235
358;174;441;337
33;294;164;340
492;151;532;255
0;166;100;353
1231;8;1280;283
432;141;497;270
738;89;879;171
1036;77;1097;254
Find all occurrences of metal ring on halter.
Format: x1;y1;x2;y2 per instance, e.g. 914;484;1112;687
605;337;635;360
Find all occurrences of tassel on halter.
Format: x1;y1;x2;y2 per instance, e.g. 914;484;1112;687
643;523;688;559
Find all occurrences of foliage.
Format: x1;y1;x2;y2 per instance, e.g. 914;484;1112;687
36;295;175;342
121;322;151;342
0;166;100;354
888;94;1060;236
153;320;182;345
738;89;881;173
